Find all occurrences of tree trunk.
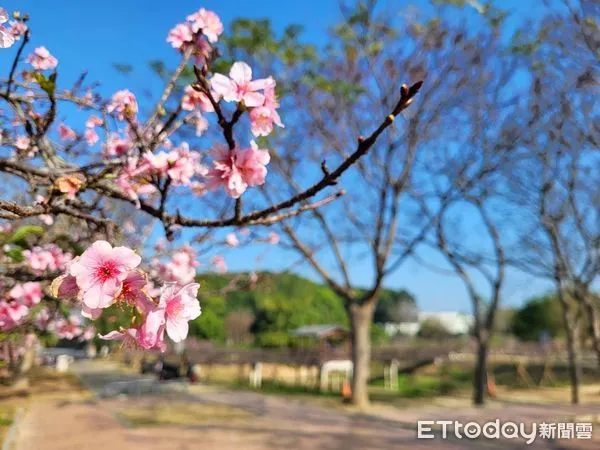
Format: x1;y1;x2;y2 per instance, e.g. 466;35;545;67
560;302;581;404
473;337;488;406
349;301;375;409
582;298;600;370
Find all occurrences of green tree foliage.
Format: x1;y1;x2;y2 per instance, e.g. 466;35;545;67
191;272;413;347
511;295;565;342
417;318;454;340
373;290;417;324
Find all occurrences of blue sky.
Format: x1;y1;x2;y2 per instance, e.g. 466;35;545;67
0;0;560;312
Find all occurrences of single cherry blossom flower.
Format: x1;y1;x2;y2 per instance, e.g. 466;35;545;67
211;255;227;273
14;135;30;151
85;115;103;128
167;23;193;49
118;270;154;314
58;123;76;141
211;62;271;107
187;8;223;43
225;233;239;247
206;141;270;198
84;128;99;146
56;175;84;199
107;89;138;121
267;232;280;245
157;283;201;342
27;47;58;70
249;84;284;137
69;240;141;309
8;21;26;40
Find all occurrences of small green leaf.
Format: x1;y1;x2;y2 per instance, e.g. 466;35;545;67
9;225;44;244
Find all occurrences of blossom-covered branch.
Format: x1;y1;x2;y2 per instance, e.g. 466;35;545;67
0;6;421;239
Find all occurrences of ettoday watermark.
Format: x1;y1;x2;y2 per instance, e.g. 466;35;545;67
417;420;593;444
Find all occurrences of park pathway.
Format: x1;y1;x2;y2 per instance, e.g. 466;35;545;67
10;360;600;450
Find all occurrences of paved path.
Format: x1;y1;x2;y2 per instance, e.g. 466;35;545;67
11;360;600;450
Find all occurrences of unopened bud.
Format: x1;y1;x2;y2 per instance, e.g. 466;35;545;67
12;11;20;19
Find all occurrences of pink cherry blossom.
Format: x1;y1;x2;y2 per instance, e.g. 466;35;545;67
167;23;193;49
157;245;198;285
157;283;201;342
166;143;206;185
187;8;223;43
211;255;227;273
118;270;154;314
99;328;138;346
27;46;58;70
206;141;270;198
51;273;80;300
9;282;43;307
69;240;141;309
80;326;95;342
249;85;284;137
225;233;239;247
211;62;271;107
34;307;51;331
192;113;209;136
8;21;27;40
85;115;103;128
54;315;83;340
103;134;132;158
56;175;84;199
0;301;28;331
58;123;76;141
137;308;166;350
0;9;14;49
181;85;214;112
23;244;72;273
115;159;157;208
267;232;280;245
14;135;30;151
85;128;99;145
99;308;165;351
107;89;138;121
81;304;102;320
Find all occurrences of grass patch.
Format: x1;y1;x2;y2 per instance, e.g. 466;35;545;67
370;369;472;398
117;402;252;428
0;404;15;444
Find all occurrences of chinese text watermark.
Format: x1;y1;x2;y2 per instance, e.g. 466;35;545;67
417;420;593;444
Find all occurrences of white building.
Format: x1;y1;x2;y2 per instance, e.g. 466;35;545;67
384;311;474;337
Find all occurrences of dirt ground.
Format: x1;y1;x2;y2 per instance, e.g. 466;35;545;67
6;360;600;450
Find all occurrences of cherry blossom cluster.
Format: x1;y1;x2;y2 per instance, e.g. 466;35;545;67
23;244;72;274
0;7;27;49
0;282;41;331
0;281;94;342
52;240;202;351
33;306;94;341
211;62;284;137
167;8;222;64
